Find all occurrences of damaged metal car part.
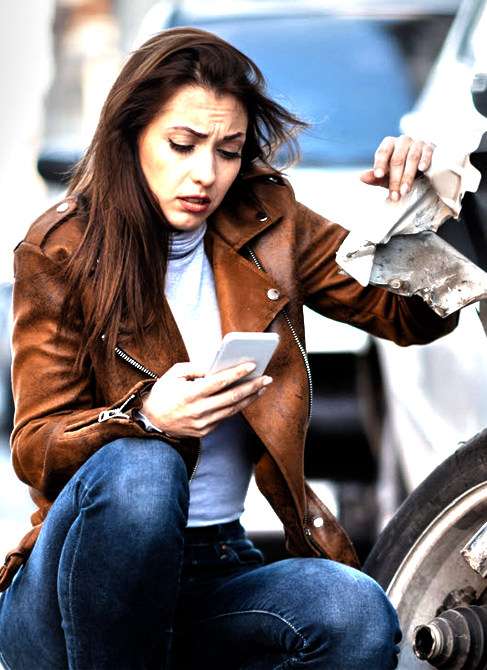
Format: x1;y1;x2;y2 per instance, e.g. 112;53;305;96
336;129;487;317
370;230;487;316
462;520;487;578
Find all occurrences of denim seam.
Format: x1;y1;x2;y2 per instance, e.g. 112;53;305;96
65;482;92;670
181;609;308;647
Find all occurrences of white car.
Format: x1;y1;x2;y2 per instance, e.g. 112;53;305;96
376;0;487;496
362;2;487;667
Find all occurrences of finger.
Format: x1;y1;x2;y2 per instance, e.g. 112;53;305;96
186;374;272;431
194;386;270;436
197;374;273;418
418;142;435;173
384;135;413;202
372;136;397;182
203;362;257;395
359;169;389;188
396;139;435;198
394;140;435;198
169;362;208;381
153;377;272;439
217;374;273;409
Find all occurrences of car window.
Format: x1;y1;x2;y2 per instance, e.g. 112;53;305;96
173;13;451;165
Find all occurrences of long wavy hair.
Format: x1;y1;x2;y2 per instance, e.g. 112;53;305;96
63;27;307;371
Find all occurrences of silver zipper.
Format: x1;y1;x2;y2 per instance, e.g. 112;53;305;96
189;438;203;483
115;346;160;380
245;244;313;423
114;345;202;481
246;243;318;553
98;394;136;422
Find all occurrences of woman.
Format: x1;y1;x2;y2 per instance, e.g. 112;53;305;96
0;27;455;670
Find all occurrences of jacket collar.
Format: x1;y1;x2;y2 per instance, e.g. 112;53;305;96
209;166;288;250
204;166;291;338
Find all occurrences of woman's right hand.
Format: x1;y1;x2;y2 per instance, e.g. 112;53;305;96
140;362;273;439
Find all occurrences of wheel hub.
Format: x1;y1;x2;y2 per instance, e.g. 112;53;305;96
413;605;487;669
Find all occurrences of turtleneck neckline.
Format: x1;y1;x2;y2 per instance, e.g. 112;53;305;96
169;222;207;260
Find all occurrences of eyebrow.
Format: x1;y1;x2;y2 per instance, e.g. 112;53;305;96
169;126;246;141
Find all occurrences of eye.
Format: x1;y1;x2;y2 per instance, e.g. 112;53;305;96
168;139;194;155
219;149;242;161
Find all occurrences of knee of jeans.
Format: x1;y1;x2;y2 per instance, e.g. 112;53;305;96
78;438;189;528
298;562;399;650
328;568;400;654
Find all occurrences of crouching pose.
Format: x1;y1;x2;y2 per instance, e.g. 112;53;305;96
0;27;454;670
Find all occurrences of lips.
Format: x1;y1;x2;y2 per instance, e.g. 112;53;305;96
183;196;210;204
179;195;211;213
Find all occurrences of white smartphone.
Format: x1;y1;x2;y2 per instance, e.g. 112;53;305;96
209;332;280;383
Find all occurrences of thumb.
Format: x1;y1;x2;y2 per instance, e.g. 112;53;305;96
360;169;389;188
169;362;208;381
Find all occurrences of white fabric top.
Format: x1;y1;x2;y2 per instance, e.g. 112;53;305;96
165;224;254;527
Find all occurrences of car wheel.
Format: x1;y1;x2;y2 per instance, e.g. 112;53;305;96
364;429;487;668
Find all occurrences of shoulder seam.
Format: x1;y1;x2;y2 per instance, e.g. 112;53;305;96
24;197;78;249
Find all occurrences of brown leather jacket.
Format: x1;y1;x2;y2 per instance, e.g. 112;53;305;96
0;169;457;591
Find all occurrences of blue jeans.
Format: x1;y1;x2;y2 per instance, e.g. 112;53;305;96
0;438;400;669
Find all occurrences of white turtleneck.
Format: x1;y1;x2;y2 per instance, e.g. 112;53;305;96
165;223;254;527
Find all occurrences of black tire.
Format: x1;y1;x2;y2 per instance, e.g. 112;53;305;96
364;428;487;669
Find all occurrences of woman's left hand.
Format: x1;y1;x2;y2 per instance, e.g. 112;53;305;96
360;135;435;202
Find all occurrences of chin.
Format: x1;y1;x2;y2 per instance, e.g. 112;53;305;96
168;219;206;232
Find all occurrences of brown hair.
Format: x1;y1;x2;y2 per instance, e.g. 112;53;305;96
63;27;307;370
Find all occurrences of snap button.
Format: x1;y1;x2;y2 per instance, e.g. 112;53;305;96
256;211;268;222
267;289;280;301
313;517;324;528
56;202;69;213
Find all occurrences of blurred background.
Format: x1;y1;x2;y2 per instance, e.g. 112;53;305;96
2;0;487;566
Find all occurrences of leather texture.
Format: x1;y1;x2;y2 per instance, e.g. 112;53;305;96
0;168;458;590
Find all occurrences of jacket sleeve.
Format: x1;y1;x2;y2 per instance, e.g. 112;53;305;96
10;237;155;496
294;201;458;345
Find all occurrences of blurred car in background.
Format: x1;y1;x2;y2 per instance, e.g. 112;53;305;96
376;0;487;499
35;0;460;559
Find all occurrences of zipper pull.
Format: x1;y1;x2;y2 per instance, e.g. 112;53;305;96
98;394;136;423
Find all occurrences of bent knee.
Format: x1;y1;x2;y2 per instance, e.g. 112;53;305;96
289;560;399;640
78;437;189;521
325;567;400;661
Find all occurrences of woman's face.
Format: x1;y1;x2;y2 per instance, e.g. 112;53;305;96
138;85;248;231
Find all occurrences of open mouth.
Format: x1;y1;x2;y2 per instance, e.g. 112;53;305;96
178;196;212;213
181;196;210;204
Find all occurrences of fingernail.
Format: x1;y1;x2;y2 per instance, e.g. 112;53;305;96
418;162;427;172
262;376;273;386
390;191;399;202
400;183;409;196
374;169;384;179
245;363;256;372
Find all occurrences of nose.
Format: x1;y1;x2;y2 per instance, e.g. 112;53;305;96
190;148;216;186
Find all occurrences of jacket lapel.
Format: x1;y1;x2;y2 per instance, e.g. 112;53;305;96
208;174;290;336
209;229;289;336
